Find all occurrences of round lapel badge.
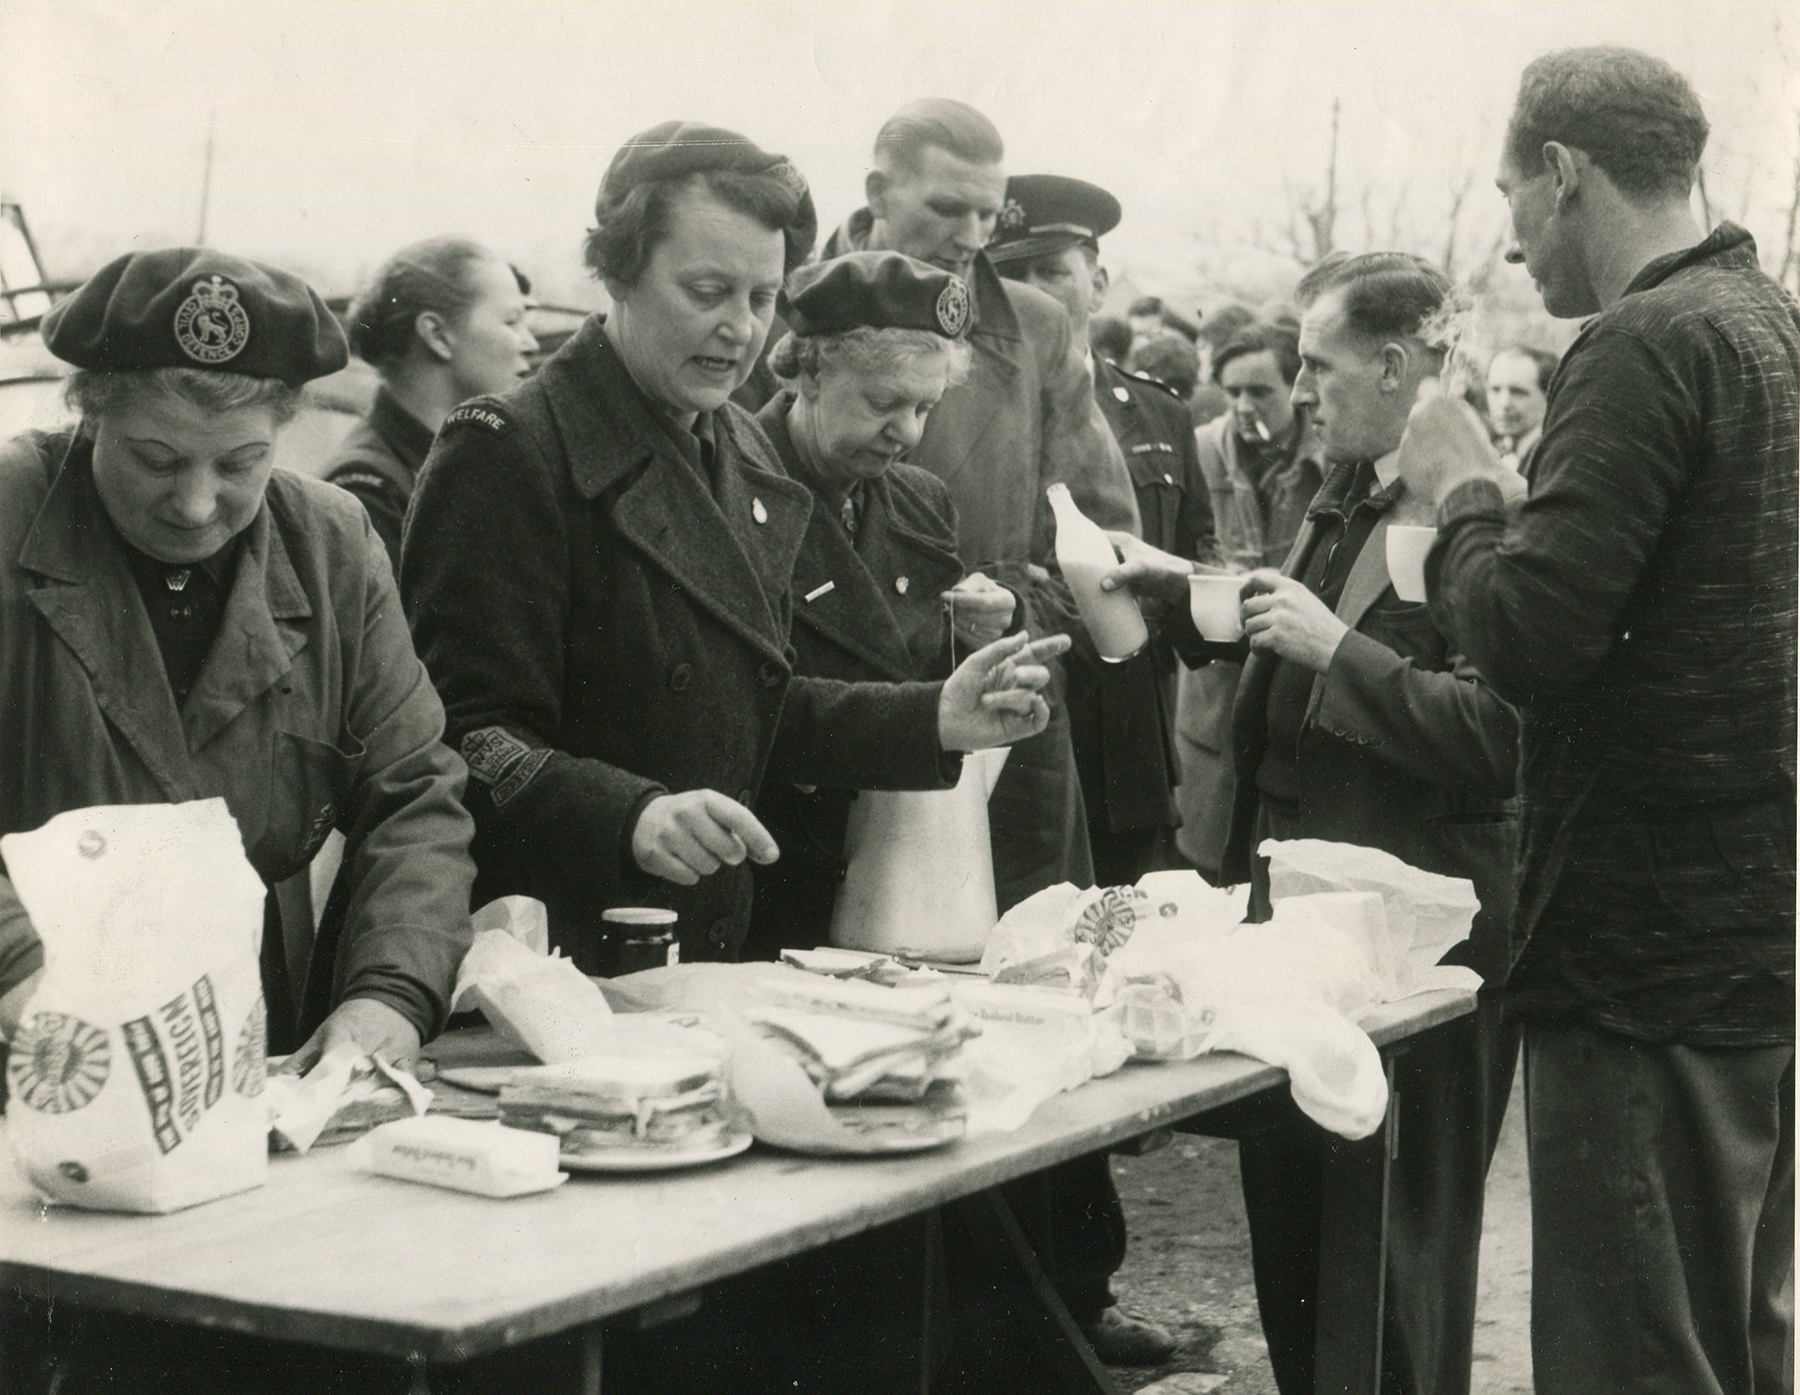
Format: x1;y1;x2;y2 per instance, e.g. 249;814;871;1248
173;275;251;365
935;277;971;337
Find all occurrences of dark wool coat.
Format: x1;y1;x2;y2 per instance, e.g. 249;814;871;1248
323;386;436;576
401;320;954;967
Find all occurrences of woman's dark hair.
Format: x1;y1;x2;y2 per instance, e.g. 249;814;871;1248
66;367;303;427
346;238;498;368
1212;322;1303;387
1505;47;1708;202
584;169;811;288
1489;344;1559;394
1089;315;1132;363
1128;333;1200;399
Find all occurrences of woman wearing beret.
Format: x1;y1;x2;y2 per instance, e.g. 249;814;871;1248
742;250;1018;958
402;123;1063;974
0;248;477;1071
324;238;538;573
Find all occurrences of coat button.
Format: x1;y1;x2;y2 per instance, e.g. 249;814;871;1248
668;663;693;693
708;918;734;949
736;788;754;805
757;660;784;688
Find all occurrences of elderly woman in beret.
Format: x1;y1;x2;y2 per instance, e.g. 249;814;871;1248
743;250;1018;957
324;238;538;572
402;123;1063;975
0;248;476;1070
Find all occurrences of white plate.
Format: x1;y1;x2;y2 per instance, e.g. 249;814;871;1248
559;1128;754;1173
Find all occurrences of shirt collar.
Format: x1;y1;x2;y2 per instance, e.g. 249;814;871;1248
1622;221;1759;298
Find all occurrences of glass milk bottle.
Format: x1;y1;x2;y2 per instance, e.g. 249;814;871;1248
1046;483;1148;661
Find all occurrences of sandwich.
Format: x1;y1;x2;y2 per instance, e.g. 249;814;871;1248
497;1054;732;1156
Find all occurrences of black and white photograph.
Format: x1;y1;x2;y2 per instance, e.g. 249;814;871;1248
0;2;1793;1391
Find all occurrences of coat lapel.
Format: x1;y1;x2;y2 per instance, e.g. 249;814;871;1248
1303;495;1398;725
19;446;192;797
180;505;311;753
789;483;927;682
915;259;1021;490
544;322;813;663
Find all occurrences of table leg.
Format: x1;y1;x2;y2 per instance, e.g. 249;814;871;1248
1313;1055;1398;1395
948;1189;1123;1395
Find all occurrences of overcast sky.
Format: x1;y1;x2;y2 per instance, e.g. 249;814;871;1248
3;0;1796;304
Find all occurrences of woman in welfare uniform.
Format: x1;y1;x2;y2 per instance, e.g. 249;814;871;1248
743;249;1019;958
0;248;476;1071
401;123;1063;977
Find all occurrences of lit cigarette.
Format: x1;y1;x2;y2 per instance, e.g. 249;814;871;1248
1253;419;1271;442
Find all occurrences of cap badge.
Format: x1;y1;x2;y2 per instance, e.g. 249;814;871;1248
935;277;971;337
997;197;1028;231
765;159;809;203
173;275;251;366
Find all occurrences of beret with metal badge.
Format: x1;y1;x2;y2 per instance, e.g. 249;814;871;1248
780;251;973;340
986;174;1123;266
596;120;818;267
42;247;348;387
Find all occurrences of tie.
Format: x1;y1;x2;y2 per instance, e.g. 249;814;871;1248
840;493;858;540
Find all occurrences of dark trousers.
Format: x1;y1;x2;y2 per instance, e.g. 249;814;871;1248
999;1150;1128;1318
1238;989;1520;1395
1525;1022;1795;1395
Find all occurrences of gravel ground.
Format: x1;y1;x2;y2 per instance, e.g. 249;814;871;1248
1103;1070;1532;1394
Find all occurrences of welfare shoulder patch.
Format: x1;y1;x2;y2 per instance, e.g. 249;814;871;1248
442;401;516;436
461;726;550;806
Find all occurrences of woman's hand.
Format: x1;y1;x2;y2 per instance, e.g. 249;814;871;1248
938;630;1072;751
1099;531;1196;607
1240;569;1349;674
943;572;1016;651
280;997;422;1076
631;790;780;886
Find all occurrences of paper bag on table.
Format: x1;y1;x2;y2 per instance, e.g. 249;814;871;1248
830;746;1009;963
1264;838;1480;995
2;800;269;1213
451;900;614;1064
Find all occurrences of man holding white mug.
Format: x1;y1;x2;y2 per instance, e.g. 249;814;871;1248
1104;250;1523;1395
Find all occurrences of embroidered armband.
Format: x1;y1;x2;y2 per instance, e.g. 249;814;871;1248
460;727;550;806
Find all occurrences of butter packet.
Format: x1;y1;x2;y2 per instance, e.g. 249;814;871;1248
349;1116;567;1198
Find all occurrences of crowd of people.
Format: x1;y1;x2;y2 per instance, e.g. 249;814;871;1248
0;40;1791;1395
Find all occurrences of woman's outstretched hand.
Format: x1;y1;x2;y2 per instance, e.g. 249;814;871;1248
937;630;1072;751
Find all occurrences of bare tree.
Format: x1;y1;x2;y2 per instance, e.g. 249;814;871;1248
1779;118;1800;295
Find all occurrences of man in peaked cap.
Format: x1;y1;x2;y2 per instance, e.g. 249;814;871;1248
990;173;1215;890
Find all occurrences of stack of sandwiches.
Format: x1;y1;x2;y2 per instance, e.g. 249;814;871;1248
497;1054;734;1158
744;975;976;1145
